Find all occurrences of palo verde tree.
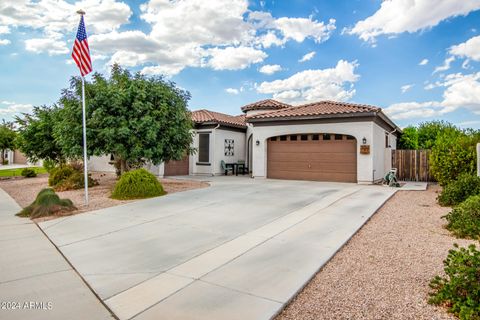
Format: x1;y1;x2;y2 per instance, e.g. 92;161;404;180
15;106;65;164
55;64;193;174
0;120;16;164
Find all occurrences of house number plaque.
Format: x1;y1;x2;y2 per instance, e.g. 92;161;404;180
360;145;370;155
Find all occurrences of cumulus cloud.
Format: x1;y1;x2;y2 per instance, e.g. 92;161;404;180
25;37;69;55
450;35;480;61
419;58;429;66
0;39;10;45
348;0;480;43
401;84;414;93
0;25;9;34
225;88;240;95
433;56;455;74
257;60;359;104
207;46;267;70
0;101;34;119
259;64;282;75
385;72;480;119
299;51;316;62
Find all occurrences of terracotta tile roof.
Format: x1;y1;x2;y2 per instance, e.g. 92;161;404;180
191;109;246;128
241;99;292;112
247;100;380;120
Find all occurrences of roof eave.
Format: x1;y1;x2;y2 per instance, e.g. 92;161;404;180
246;111;377;123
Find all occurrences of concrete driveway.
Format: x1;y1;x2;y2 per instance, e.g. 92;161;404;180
39;177;396;320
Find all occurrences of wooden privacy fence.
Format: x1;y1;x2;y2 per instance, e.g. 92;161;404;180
391;149;435;182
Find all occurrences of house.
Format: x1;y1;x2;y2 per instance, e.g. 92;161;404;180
89;99;400;184
2;149;30;165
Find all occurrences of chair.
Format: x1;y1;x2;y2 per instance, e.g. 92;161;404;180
221;160;234;176
237;160;247;175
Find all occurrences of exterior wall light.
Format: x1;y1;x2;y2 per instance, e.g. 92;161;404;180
256;140;260;146
362;137;367;144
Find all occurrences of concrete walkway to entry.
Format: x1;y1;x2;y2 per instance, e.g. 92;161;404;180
0;188;113;320
39;177;396;320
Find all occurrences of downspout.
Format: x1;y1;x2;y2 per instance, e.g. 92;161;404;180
211;123;220;176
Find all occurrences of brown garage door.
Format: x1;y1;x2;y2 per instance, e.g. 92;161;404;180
267;134;357;183
164;155;189;176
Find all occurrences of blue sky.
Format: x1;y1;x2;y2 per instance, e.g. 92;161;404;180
1;0;480;129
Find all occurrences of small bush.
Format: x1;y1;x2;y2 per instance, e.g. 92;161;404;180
42;159;56;173
55;171;98;191
17;188;76;218
438;173;480;207
48;165;74;187
429;244;480;319
111;168;165;200
21;167;37;178
2;159;8;165
444;195;480;239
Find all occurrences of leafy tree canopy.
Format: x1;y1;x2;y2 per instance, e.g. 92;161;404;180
55;64;193;173
398;126;418;150
417;120;458;149
15;106;65;164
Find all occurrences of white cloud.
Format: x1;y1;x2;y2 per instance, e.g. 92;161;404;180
349;0;480;43
273;17;335;43
419;58;429;66
225;88;240;95
401;84;414;93
0;101;34;119
0;25;9;34
25;37;69;55
257;60;359;104
259;64;282;75
0;39;10;45
299;51;316;62
433;56;455;74
207;46;267;70
385;72;480;119
450;35;480;61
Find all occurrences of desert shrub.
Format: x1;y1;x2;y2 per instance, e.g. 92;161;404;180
444;195;480;239
438;173;480;206
111;168;165;200
430;130;480;186
16;188;76;218
21;167;37;178
55;171;98;191
42;159;56;173
429;244;480;319
48;165;74;187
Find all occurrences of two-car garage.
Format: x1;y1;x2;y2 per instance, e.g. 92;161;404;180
267;133;357;183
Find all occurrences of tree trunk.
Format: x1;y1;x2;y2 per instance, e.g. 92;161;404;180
119;158;128;175
0;149;5;164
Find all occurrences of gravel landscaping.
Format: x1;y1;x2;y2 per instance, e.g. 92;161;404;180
276;185;475;320
0;172;209;219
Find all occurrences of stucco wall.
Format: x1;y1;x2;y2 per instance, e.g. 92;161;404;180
251;121;376;184
88;155;115;173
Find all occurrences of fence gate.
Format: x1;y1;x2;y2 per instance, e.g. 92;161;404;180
391;149;434;182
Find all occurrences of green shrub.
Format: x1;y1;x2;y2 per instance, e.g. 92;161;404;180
429;244;480;319
21;167;37;178
17;188;76;218
42;159;56;173
444;195;480;239
55;171;98;191
48;165;74;187
111;168;165;200
438;173;480;207
2;159;8;165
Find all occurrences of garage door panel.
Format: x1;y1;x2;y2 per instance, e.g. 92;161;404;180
267;137;357;183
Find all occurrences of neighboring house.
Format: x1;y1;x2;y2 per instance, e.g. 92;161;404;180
89;99;400;184
3;149;29;165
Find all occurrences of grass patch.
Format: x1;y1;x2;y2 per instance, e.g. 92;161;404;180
16;188;76;219
0;167;47;177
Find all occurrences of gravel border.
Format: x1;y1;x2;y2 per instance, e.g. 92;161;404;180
276;185;474;320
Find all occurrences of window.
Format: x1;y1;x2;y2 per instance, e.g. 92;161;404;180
280;135;287;141
346;135;355;140
335;134;343;140
323;133;331;140
198;133;210;163
312;134;319;141
270;137;277;141
301;135;308;141
290;135;298;141
385;133;390;148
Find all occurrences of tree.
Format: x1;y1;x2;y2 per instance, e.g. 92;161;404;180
15;106;65;164
398;126;418;149
55;64;193;174
0;120;16;164
417;120;457;149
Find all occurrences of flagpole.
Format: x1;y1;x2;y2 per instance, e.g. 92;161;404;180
77;9;89;206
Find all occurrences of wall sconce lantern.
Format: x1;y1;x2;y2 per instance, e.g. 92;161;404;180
256;140;260;146
362;137;367;144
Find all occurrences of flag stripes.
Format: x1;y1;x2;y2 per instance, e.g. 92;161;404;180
72;15;92;76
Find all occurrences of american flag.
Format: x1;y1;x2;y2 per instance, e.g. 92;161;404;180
72;15;92;76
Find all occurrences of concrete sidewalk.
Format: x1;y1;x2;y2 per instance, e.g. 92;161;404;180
0;188;113;320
